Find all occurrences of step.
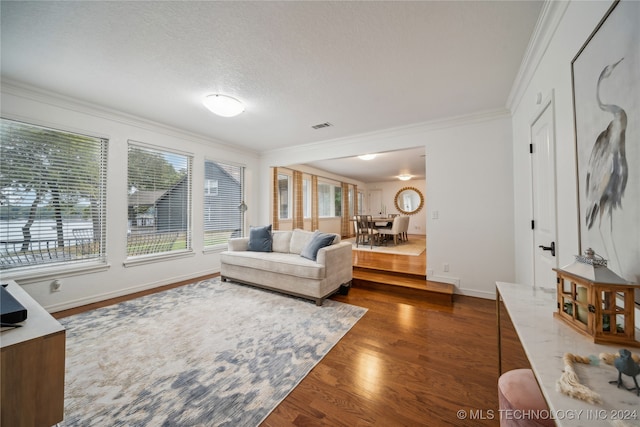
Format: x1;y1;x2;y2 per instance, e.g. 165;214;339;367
352;268;454;306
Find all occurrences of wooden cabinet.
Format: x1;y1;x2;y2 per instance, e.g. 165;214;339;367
1;281;65;427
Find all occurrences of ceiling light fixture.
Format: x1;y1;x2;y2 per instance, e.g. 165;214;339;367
202;94;245;118
398;174;412;181
358;154;377;161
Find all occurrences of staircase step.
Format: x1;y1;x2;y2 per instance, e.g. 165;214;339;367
352;268;454;306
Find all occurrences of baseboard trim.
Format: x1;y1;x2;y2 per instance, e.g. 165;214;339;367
426;273;460;288
456;287;495;300
46;269;220;313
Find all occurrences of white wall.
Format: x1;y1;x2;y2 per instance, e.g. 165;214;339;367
260;111;515;298
511;1;615;286
1;83;260;312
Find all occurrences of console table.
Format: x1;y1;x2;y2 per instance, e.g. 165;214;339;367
496;281;640;427
1;280;65;427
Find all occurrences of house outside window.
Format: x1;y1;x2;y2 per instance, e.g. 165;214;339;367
204;160;244;248
0;118;107;271
127;143;192;257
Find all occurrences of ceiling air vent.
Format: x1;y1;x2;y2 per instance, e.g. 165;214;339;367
311;122;332;130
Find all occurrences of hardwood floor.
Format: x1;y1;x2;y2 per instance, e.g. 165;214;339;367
53;241;529;426
351;235;426;275
263;245;529;427
262;287;529;426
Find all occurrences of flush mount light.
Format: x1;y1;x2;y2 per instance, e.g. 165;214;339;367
398;174;412;181
358;154;377;160
202;94;245;117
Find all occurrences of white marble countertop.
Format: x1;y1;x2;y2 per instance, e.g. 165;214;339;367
497;282;640;427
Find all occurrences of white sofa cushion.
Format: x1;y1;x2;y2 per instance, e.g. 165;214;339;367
289;229;315;254
220;251;325;280
289;229;341;254
272;230;292;253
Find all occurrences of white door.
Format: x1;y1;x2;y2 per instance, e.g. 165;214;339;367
368;189;382;216
531;98;558;289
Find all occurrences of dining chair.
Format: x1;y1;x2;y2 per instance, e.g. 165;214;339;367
399;215;410;242
354;215;379;248
377;216;403;245
352;215;360;238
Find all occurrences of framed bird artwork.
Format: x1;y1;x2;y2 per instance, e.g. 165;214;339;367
571;0;640;305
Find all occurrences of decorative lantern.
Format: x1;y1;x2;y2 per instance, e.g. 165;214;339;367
553;248;640;347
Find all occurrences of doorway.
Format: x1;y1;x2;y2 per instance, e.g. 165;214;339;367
530;94;558;288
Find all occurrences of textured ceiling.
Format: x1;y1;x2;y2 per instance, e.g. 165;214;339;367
1;1;542;155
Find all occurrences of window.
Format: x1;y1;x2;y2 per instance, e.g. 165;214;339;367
0;118;107;270
334;186;342;217
357;191;364;215
127;143;192;257
348;187;355;217
278;173;290;219
205;179;218;196
204;160;244;248
318;181;342;218
303;178;311;218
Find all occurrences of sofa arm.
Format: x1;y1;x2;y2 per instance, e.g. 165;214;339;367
227;237;249;251
316;242;352;281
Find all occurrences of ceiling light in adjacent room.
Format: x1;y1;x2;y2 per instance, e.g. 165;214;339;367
202;94;245;117
358;154;377;160
398;174;412;181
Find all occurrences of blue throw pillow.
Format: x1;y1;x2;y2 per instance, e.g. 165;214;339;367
300;231;335;261
247;224;273;252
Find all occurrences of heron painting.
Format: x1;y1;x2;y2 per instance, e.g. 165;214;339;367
571;0;639;304
584;58;627;233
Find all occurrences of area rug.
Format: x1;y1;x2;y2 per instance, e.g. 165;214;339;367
58;278;367;426
345;237;425;256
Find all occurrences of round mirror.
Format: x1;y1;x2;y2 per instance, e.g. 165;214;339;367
394;187;424;215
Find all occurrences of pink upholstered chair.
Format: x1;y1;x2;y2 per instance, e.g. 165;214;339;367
497;369;555;427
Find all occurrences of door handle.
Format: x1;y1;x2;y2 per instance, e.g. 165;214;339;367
538;241;555;257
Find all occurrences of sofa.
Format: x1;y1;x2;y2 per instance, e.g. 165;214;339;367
220;228;353;305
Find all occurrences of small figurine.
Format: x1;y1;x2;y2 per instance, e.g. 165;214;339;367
609;349;640;396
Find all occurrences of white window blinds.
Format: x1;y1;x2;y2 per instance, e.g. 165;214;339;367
127;142;192;257
203;160;244;248
0;118;108;270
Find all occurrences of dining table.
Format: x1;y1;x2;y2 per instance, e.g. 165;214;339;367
370;217;393;228
350;216;393;247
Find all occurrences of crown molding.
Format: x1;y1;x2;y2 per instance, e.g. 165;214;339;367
506;0;570;113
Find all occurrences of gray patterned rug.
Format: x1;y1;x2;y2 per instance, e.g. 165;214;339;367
59;278;367;426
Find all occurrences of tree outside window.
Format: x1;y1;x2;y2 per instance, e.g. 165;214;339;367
127;143;192;257
0;118;107;270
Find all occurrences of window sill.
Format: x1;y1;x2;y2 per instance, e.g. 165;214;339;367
3;262;111;285
203;245;227;255
123;250;195;268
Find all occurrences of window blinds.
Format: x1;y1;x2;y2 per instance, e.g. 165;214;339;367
203;160;244;248
0;118;108;270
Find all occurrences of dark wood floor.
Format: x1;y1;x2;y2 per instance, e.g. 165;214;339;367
352;235;427;276
54;239;529;426
264;240;529;426
262;282;529;426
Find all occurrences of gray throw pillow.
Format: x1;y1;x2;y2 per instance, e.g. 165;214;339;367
300;231;335;261
247;224;273;252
